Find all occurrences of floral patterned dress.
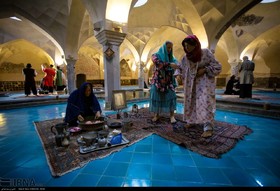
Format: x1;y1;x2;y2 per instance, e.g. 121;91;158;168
149;53;178;114
178;48;222;125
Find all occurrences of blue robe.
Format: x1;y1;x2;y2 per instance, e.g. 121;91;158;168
64;82;102;125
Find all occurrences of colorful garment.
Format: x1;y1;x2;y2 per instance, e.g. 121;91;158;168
42;65;56;93
42;66;55;87
55;67;67;91
178;47;221;125
42;67;56;87
149;41;178;114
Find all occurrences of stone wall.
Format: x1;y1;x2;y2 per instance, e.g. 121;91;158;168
0;79;139;92
0;81;41;92
254;77;280;89
1;77;279;92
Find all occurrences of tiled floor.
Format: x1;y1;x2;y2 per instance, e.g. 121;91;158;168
0;97;280;187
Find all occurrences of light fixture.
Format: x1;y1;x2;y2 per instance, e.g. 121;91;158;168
131;62;137;71
106;0;132;23
9;16;22;21
134;0;148;7
260;0;278;3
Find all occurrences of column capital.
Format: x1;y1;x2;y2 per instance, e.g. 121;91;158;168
95;30;126;46
66;58;77;63
228;58;241;67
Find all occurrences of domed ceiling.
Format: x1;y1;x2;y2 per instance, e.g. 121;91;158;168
0;0;279;79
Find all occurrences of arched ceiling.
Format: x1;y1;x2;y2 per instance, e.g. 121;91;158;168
0;0;279;74
216;0;280;63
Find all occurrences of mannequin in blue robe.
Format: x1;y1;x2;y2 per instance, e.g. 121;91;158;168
64;82;102;126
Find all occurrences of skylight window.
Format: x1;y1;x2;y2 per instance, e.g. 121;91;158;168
9;16;22;21
134;0;148;7
261;0;278;3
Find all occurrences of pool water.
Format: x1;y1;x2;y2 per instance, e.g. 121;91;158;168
0;100;279;187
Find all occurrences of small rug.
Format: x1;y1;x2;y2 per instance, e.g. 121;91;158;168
128;108;253;159
34;108;252;177
34;118;152;177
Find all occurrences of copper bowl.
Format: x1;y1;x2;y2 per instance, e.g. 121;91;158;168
78;120;105;131
81;132;98;146
107;118;123;129
98;130;110;138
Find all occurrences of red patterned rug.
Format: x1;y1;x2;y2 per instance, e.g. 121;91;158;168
34;108;252;177
34;118;152;177
127;108;253;159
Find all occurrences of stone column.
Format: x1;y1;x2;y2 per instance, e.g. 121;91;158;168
137;61;145;98
228;60;240;77
138;61;145;89
95;30;126;110
66;58;77;94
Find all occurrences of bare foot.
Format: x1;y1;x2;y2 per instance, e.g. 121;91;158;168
170;116;176;123
152;115;159;122
201;130;213;138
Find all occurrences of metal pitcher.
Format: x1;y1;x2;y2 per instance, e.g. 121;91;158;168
51;122;68;135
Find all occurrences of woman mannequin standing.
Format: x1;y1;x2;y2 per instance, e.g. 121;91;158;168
176;35;222;138
149;41;179;124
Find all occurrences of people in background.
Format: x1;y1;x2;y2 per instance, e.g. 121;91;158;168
64;82;102;127
239;56;255;98
55;66;67;91
41;64;56;94
176;35;222;138
224;75;240;95
22;63;38;97
149;41;179;124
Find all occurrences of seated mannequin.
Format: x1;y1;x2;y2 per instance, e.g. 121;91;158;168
224;75;240;95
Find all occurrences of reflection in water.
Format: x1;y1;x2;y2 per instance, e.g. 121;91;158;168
0;113;9;135
0;113;6;123
124;89;150;100
95;89;150;101
0;113;6;127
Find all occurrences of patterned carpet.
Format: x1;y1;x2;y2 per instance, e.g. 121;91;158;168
34;108;252;177
129;108;253;159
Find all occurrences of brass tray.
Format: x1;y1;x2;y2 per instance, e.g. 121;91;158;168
79;135;129;154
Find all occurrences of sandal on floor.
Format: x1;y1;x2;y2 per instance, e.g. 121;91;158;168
201;130;213;138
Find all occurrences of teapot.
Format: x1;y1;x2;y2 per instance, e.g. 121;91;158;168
97;136;107;147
